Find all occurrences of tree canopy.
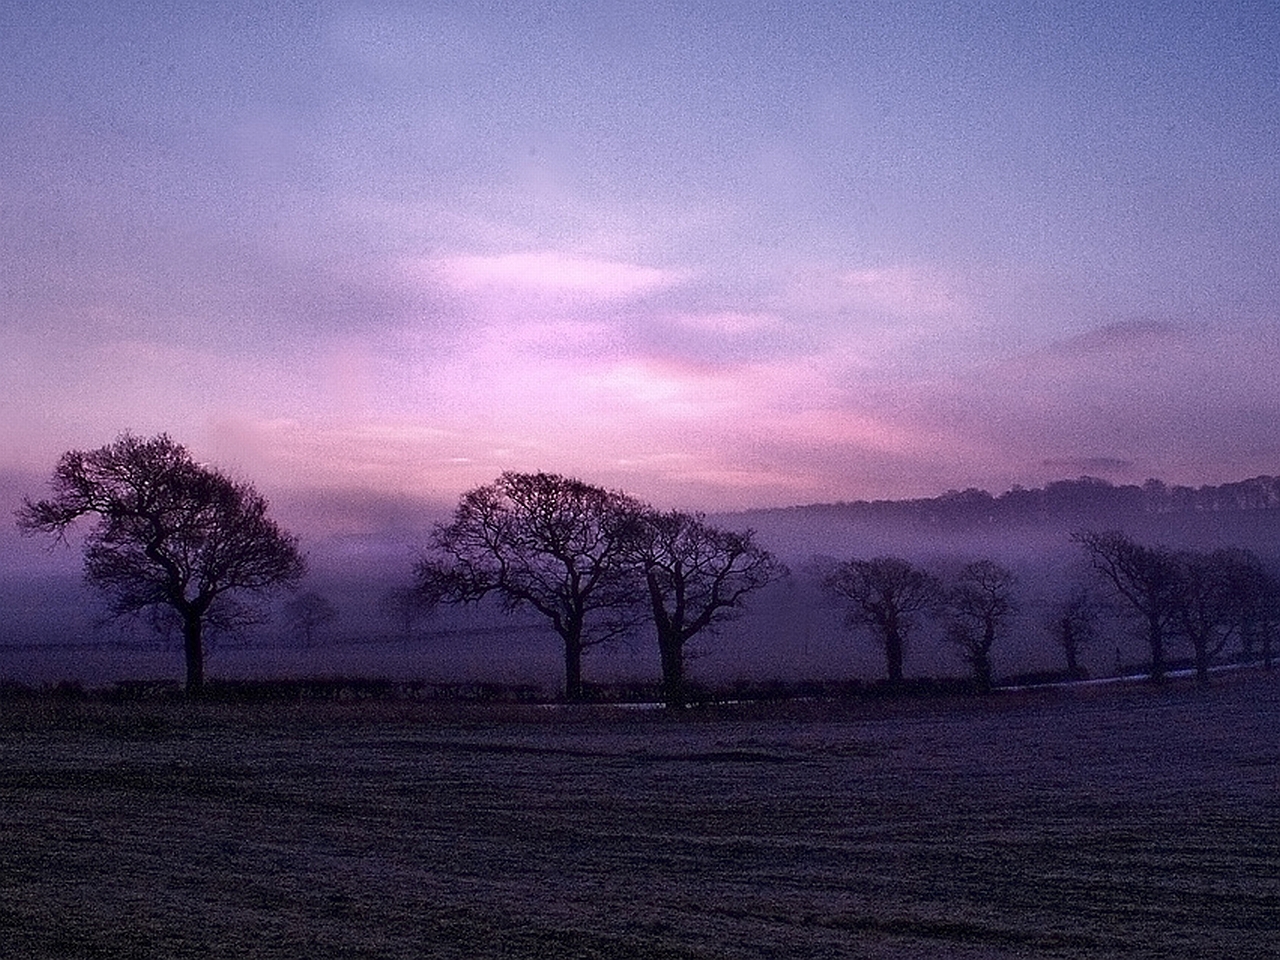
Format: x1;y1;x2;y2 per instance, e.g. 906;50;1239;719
630;509;785;707
945;559;1017;693
17;433;305;694
824;557;943;685
416;471;643;702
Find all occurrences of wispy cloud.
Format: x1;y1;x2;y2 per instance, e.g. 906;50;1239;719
841;264;967;318
1045;319;1188;357
426;252;687;303
1041;457;1136;477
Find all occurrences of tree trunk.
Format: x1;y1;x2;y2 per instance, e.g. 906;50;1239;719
183;614;204;697
1147;615;1166;683
972;651;992;694
1063;626;1081;677
884;628;905;685
563;638;584;702
659;636;686;709
980;625;996;692
1194;638;1211;687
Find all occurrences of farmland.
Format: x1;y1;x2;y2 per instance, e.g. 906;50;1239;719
1;675;1277;959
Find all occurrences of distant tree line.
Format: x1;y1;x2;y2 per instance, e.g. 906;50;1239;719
772;475;1280;528
14;433;1280;703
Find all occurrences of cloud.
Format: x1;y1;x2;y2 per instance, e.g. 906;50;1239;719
1040;457;1136;477
870;320;1280;490
1045;319;1187;357
426;251;687;304
841;264;967;318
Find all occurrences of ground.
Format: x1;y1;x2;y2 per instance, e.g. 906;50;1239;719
0;674;1277;959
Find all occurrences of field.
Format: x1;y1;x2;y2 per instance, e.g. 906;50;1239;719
1;676;1277;959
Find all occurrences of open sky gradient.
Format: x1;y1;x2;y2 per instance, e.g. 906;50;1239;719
4;1;1278;524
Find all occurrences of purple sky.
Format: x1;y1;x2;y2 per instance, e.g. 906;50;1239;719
3;1;1278;522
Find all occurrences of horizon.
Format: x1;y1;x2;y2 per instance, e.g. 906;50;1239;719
7;457;1276;569
3;3;1279;516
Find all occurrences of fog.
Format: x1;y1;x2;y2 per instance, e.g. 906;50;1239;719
4;476;1279;691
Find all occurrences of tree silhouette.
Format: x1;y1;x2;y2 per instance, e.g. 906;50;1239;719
382;585;427;644
17;433;305;695
1227;552;1280;670
284;591;338;647
945;559;1017;693
1045;586;1099;679
630;510;785;708
1171;548;1264;686
823;557;943;685
1073;531;1182;682
415;472;642;702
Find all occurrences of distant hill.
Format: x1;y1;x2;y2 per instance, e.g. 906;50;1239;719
722;475;1280;563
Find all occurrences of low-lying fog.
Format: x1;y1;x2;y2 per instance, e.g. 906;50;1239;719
3;477;1279;691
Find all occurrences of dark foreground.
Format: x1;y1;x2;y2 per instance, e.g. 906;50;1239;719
1;676;1277;959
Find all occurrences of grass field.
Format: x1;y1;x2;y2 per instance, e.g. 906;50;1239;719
1;675;1277;959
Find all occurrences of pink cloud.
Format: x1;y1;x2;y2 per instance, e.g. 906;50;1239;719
841;264;966;317
669;310;779;335
426;251;686;303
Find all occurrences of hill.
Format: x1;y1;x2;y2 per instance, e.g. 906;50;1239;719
722;475;1280;563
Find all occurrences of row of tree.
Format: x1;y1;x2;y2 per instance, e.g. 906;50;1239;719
15;434;1280;703
810;474;1280;526
822;557;1020;694
1073;531;1280;685
822;539;1280;692
17;435;785;705
413;470;784;706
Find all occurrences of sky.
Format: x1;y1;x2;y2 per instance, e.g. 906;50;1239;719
3;0;1279;528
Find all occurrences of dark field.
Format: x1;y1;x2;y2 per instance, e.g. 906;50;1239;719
1;677;1278;959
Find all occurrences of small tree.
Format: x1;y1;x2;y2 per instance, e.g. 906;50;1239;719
1073;531;1182;682
1045;586;1099;679
630;510;785;708
823;557;943;685
17;433;305;695
382;585;427;644
415;471;643;702
945;559;1017;693
284;591;339;647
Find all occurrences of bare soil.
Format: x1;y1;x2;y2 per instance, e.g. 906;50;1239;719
1;674;1277;958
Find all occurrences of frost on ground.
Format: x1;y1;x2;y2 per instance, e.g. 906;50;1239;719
0;676;1277;959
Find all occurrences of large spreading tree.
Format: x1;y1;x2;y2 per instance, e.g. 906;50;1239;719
17;433;305;695
630;510;785;708
416;471;643;702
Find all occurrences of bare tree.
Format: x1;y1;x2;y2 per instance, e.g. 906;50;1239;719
415;472;643;702
823;557;943;685
630;510;785;708
284;591;338;647
1073;531;1182;682
17;433;305;695
945;559;1017;693
1229;553;1280;670
1045;586;1099;679
382;585;427;644
1171;548;1265;686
